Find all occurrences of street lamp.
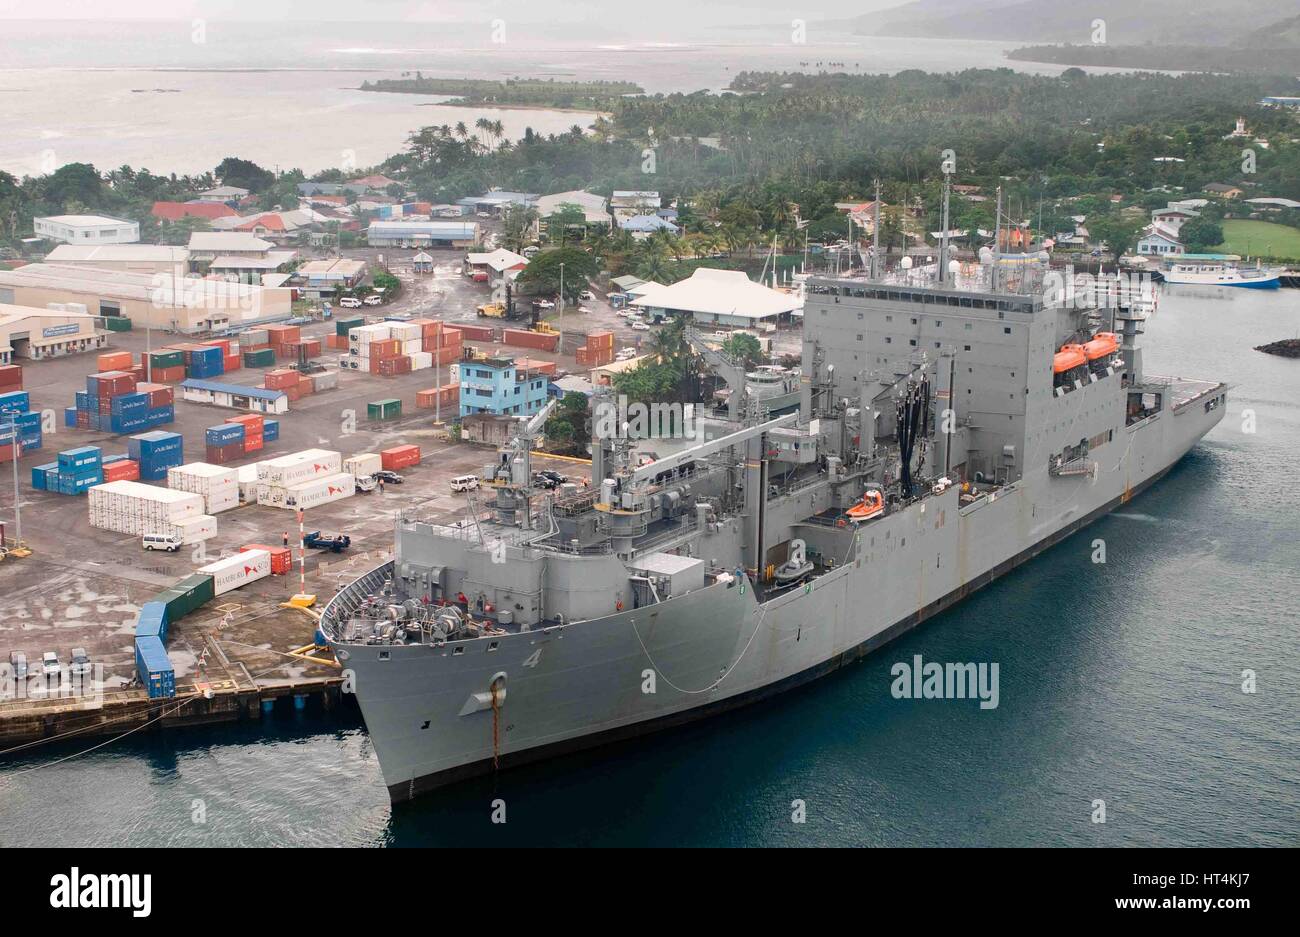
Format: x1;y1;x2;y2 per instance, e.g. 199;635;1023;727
558;261;565;347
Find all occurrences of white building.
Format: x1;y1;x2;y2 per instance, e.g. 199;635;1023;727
44;244;189;277
631;267;801;328
33;214;140;245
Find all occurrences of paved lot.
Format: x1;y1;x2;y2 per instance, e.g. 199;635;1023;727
0;310;588;695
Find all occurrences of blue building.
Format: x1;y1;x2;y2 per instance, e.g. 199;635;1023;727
459;357;549;418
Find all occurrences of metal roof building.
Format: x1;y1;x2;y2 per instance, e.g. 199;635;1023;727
366;221;479;248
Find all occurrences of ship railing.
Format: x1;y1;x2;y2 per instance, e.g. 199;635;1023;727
319;560;395;642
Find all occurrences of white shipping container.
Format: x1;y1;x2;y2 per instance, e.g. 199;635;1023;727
237;464;261;502
174;514;218;543
88;481;204;535
207;488;240;514
255;483;288;507
257;449;341;485
409;351;433;370
344;453;382;478
388;322;421;342
283;472;355;510
168;463;238;513
199;549;271;595
448;362;460;382
401;338;423;355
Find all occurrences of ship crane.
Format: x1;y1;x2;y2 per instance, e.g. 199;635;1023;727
684;327;749;422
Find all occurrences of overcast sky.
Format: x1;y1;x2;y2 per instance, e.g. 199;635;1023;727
0;0;901;25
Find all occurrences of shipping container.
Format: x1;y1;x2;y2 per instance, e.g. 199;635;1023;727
0;364;23;389
343;452;382;478
152;573;214;622
241;543;293;575
31;462;56;490
262;419;280;442
242;347;276;368
168;462;239;514
134;601;169;642
173;513;218;543
0;390;31;414
102;459;140;483
58;446;101;472
88;481;204;536
367;399;402;421
205;441;245;465
199;549;272;595
128;430;183;480
205;423;244;447
135;636;176;698
257;449;342;487
282;472;355;510
381;444;421;471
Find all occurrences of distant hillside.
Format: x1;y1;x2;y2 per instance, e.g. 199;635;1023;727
852;0;1287;46
1233;13;1300;48
1006;43;1300;75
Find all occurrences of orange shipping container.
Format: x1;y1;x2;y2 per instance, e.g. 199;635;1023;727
264;368;300;390
102;459;140;483
241;543;293;575
381;445;421;471
97;351;134;372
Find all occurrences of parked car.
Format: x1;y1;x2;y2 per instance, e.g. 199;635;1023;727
450;474;480;492
579;290;596;302
363;294;384;306
142;532;182;552
338;296;363;308
9;651;27;680
533;299;555;310
373;470;404;485
41;651;60;677
631;321;651;331
531;472;560;490
70;648;91;677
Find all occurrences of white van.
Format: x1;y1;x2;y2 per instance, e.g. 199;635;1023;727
450;474;480;493
142;532;182;552
338;296;363;308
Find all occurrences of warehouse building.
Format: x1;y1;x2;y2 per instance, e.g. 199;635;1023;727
0;264;293;333
0;302;107;364
295;259;368;299
33;214;140;245
366;221;479;248
44;244;189;277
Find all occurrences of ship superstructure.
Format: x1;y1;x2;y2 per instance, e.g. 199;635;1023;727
321;253;1227;803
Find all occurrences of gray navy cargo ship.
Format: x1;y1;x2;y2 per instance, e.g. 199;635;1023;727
321;250;1226;803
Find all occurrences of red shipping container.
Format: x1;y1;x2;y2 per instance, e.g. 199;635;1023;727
264;369;300;390
515;358;557;376
243;435;264;454
282;383;304;402
205;441;245;465
224;354;241;373
241;543;292;575
75;411;90;429
135;382;174;408
378;356;412;377
90;370;138;397
453;323;495;342
202;339;232;353
155;365;186;383
369;338;401;360
0;363;22;388
0;441;22;464
102;459;140;483
225;413;264;432
503;329;559;352
381;445;420;471
264;324;301;343
97;351;134;372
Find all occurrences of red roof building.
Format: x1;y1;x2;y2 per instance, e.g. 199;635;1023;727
152;201;238;222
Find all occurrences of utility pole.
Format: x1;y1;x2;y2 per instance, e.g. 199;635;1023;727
872;178;881;280
558;261;565;349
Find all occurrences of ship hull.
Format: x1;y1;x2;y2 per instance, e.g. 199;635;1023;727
388;454;1185;804
333;391;1225;803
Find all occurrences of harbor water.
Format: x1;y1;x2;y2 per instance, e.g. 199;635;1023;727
1;284;1297;847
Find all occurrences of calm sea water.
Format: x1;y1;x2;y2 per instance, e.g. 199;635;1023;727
1;284;1297;847
0;18;1095;176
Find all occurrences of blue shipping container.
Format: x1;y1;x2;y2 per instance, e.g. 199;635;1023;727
262;419;280;442
134;636;176;699
58;446;101;471
31;462;56;490
74;391;90;411
110;392;148;415
135;602;169;642
205;423;244;446
128;431;182;460
0;390;30;414
56;470;102;495
64;406;77;428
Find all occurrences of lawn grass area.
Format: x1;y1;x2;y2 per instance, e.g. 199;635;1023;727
1214;219;1300;261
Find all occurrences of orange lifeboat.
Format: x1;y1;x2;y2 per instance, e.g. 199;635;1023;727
1053;343;1087;374
1082;331;1119;361
845;489;885;523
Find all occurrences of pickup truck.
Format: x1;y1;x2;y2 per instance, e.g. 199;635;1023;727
303;531;351;553
355;474;377;493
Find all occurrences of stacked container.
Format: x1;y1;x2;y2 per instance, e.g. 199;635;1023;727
134;601;169;642
205;423;245;465
225;413;265;454
43;446;104;495
200;549;272;595
575;329;616;367
88;480;214;542
145;349;186;383
97;351;134;372
503;328;560;353
71;371;173;433
0;389;42;461
128;431;184;480
153;573;214;622
255;449;343;507
282;473;355;510
236;463;261;503
242;347;276;368
262;419;280;443
168;462;240;514
264;324;302;359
